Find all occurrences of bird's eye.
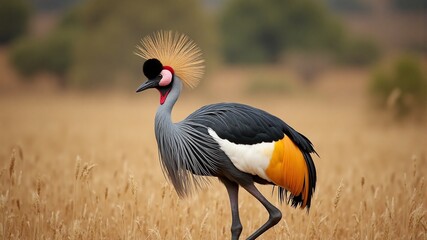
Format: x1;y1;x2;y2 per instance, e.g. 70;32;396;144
158;74;163;78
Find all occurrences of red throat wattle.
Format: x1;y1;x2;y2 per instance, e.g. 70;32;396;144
158;66;174;105
158;89;171;105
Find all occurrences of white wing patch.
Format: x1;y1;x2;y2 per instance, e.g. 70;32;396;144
208;128;274;181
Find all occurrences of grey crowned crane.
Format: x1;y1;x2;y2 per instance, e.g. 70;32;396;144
136;31;317;239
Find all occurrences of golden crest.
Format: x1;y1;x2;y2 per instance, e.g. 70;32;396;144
136;30;205;89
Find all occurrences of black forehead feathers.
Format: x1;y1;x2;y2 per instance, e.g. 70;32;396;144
143;58;163;79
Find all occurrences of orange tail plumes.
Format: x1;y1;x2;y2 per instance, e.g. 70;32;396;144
266;136;316;209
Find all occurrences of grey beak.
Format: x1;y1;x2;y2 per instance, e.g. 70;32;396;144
136;80;157;93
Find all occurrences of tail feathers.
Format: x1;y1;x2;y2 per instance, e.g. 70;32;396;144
266;136;317;209
278;152;316;209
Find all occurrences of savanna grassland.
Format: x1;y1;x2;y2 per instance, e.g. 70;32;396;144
0;68;426;239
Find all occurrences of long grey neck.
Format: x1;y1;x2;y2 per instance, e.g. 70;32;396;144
155;76;183;127
153;77;217;197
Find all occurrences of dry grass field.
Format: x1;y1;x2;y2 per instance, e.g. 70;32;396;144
0;68;426;239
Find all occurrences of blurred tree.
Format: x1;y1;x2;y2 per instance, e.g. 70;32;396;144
324;0;371;13
0;0;31;44
30;0;80;11
220;0;379;65
220;0;344;63
370;56;427;119
336;36;380;66
10;0;212;89
67;0;213;88
10;29;74;86
391;0;427;10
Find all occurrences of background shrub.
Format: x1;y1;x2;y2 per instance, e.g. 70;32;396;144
0;0;31;44
370;56;427;118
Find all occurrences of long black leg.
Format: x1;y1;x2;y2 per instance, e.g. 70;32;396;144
241;183;282;240
220;177;242;240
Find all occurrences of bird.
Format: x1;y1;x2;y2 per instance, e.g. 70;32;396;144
135;30;317;240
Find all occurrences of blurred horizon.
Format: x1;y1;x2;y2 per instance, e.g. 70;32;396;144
0;0;426;127
0;0;426;94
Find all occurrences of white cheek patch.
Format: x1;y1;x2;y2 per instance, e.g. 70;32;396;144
159;69;172;86
208;128;274;181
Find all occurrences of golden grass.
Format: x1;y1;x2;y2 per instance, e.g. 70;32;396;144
0;71;426;239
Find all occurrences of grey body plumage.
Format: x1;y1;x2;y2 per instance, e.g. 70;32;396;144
155;77;226;196
136;31;317;240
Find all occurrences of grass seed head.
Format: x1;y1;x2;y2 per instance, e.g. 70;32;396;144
361;176;365;189
16;198;21;211
104;187;108;200
9;148;16;180
0;191;9;210
75;156;81;180
412;154;417;178
32;192;40;214
36;178;41;197
334;180;344;210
